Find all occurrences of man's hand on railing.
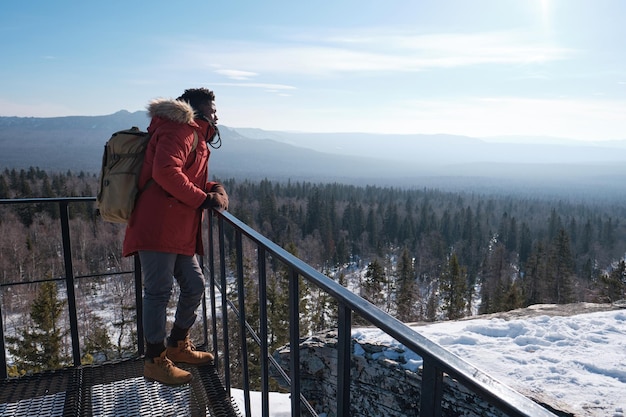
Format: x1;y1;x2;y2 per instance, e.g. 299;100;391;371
201;184;229;211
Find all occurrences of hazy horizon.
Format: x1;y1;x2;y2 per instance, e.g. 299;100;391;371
1;112;625;204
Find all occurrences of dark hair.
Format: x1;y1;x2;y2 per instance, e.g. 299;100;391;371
177;88;215;114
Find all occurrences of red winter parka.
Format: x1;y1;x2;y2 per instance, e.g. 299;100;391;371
122;98;217;257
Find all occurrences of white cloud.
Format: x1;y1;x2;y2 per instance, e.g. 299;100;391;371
214;69;258;80
213;82;296;91
176;29;574;77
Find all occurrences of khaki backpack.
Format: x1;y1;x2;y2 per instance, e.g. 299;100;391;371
96;127;198;223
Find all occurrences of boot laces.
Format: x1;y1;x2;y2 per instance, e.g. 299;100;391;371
157;355;175;374
181;338;197;352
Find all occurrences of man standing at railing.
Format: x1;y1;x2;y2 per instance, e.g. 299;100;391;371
123;87;229;385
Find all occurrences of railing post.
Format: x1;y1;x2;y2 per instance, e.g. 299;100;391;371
198;254;209;348
134;255;144;356
257;247;270;417
336;303;352;417
420;359;444;417
207;214;219;366
288;268;301;417
235;230;252;417
59;201;81;366
218;216;232;393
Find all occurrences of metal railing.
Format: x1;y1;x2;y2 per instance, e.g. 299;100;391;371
0;197;558;417
0;197;148;378
206;211;557;417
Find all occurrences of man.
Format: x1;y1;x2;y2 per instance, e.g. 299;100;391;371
123;88;229;385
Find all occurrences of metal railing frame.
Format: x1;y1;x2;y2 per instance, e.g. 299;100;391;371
0;197;145;379
0;198;557;417
208;210;557;417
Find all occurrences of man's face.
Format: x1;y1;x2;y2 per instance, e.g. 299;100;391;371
200;101;218;123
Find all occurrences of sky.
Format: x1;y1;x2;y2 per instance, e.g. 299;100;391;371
231;307;626;417
1;0;625;141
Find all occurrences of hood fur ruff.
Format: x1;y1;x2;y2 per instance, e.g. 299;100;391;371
147;98;195;124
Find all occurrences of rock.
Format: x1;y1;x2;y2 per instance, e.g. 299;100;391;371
271;328;572;417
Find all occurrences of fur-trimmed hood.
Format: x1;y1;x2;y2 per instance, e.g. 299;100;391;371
146;98;195;124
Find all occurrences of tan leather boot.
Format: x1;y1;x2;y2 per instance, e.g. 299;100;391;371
166;336;214;365
144;351;192;385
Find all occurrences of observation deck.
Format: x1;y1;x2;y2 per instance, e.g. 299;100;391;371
0;197;558;417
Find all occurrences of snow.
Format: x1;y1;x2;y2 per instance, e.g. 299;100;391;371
232;305;626;417
231;389;292;417
353;307;626;417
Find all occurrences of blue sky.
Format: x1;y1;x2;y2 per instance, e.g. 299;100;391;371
1;0;625;141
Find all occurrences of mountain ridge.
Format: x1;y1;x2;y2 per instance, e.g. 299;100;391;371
1;112;625;199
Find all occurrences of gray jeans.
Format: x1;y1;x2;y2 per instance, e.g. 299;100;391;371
138;251;205;345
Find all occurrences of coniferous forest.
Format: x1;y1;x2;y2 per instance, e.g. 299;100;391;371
1;167;625;375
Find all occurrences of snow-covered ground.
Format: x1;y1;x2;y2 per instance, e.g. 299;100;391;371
233;303;626;417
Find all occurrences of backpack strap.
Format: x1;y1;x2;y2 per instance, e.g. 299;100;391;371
192;130;199;152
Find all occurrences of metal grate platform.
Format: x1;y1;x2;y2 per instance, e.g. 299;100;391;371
0;358;242;417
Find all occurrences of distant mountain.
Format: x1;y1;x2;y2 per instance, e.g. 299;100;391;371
0;110;151;131
0;110;152;173
0;111;417;184
1;112;625;199
231;128;626;165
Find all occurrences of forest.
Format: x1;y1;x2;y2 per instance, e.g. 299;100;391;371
1;166;625;376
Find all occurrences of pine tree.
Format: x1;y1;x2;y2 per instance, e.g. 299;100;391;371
366;207;378;248
425;285;438;322
548;209;562;240
360;259;387;310
598;260;626;302
439;253;467;320
382;202;399;244
266;269;289;348
0;175;9;198
518;222;533;267
480;243;520;313
549;228;576;304
395;248;418;321
7;281;67;373
81;312;113;363
267;242;309;349
40;176;60;219
310;274;336;333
